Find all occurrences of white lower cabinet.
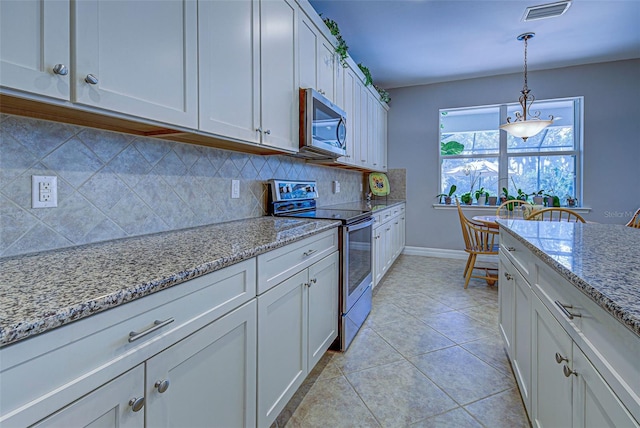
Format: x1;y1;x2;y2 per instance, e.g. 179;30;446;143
32;365;145;428
531;291;573;428
145;301;257;428
257;251;339;428
372;204;406;287
499;229;640;428
500;243;534;416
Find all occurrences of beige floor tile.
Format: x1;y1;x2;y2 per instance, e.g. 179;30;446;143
409;408;484;428
393;292;455;318
409;346;515;405
283;376;380;428
417;311;497;344
464;388;530;428
458;303;500;326
372;316;455;357
364;300;417;328
461;334;513;376
345;360;458;426
332;327;404;374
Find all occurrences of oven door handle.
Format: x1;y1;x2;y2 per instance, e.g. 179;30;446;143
345;217;373;232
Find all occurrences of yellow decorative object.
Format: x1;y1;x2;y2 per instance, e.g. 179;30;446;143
369;173;390;196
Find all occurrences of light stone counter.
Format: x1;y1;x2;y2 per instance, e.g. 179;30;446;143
497;219;640;336
321;199;405;212
0;217;340;347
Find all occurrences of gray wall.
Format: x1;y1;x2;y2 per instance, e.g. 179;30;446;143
387;59;640;251
0;114;363;257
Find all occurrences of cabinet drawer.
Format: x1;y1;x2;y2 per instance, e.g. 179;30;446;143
257;228;338;295
500;231;533;282
534;264;640;421
0;259;256;427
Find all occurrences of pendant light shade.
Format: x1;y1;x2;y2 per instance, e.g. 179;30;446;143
500;33;553;141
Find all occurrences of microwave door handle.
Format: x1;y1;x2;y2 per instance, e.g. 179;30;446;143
337;117;347;149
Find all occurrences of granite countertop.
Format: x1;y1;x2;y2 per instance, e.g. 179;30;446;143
0;217;340;348
322;199;405;212
497;220;640;337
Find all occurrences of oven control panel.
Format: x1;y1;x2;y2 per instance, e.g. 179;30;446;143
269;179;317;202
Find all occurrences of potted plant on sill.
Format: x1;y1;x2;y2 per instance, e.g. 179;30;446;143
474;187;488;205
488;193;498;206
436;184;457;205
544;192;561;207
501;187;516;205
460;192;473;205
566;195;578;207
531;189;545;205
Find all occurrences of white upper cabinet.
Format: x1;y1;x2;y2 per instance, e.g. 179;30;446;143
0;0;70;100
338;66;357;165
298;11;336;102
73;0;198;128
198;0;261;143
298;12;319;92
317;38;336;102
260;0;298;152
199;0;297;151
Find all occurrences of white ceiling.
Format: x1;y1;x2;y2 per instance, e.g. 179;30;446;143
308;0;640;89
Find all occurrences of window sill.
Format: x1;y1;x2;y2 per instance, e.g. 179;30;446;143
432;203;592;214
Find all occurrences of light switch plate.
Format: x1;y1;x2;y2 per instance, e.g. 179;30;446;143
32;175;58;208
231;179;240;199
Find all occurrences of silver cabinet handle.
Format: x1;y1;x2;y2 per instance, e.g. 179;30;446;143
563;365;577;377
264;129;271;135
129;318;175;342
555;352;568;364
507;247;516;252
155;379;170;393
129;397;145;412
303;249;316;257
306;278;317;287
255;127;262;133
85;74;98;85
53;64;68;75
554;301;581;320
503;272;513;280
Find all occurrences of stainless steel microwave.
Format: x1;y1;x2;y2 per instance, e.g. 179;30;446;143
299;88;347;159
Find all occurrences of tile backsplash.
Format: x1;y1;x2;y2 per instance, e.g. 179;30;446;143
0;114;363;257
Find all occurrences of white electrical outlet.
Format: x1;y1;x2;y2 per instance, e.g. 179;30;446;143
333;180;340;193
231;179;240;199
32;175;58;208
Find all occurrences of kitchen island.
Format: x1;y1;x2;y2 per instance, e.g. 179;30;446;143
497;219;639;427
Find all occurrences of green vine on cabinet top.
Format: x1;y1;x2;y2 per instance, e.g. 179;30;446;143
321;15;390;104
322;17;349;68
358;63;373;87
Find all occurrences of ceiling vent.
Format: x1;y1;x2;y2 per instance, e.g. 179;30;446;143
523;1;571;21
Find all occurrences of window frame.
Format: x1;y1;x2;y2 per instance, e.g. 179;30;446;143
438;97;584;204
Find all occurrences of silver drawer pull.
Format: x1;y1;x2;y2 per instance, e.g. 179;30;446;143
507;247;516;251
554;301;581;320
503;272;513;280
563;365;577;377
303;249;317;257
129;318;175;342
85;74;99;85
155;379;170;393
129;397;145;412
555;352;568;364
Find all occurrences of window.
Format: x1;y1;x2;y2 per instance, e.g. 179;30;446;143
439;97;582;206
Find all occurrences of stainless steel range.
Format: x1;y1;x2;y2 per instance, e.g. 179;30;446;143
269;179;373;351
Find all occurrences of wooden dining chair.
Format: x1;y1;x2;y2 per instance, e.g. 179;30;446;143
496;200;532;219
626;208;640;228
525;207;586;223
456;199;499;288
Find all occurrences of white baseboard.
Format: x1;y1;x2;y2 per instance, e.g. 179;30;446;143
401;246;498;263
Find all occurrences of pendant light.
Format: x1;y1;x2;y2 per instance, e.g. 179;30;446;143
500;33;553;141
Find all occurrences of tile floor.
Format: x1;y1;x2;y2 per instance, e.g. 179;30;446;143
273;255;530;428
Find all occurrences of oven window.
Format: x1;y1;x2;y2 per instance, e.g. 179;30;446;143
347;225;372;296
